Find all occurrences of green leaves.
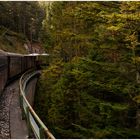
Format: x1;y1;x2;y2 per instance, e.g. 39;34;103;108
0;2;45;40
34;1;140;138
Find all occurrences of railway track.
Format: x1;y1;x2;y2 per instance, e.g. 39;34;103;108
0;80;28;139
0;81;14;138
0;70;55;139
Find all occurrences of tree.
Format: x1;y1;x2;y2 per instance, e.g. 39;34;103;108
0;1;45;41
35;1;140;138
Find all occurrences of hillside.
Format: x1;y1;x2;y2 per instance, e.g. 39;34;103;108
0;26;28;54
0;1;45;54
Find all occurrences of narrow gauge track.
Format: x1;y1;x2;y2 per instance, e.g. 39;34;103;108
0;80;17;138
0;80;28;139
0;70;55;139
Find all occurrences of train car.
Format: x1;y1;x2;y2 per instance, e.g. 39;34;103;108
7;52;23;79
28;53;50;69
27;56;32;69
0;51;8;95
23;54;36;70
0;51;45;96
7;53;37;79
0;51;38;96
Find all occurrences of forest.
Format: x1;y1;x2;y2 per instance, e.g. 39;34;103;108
1;1;140;139
0;1;45;41
35;2;140;138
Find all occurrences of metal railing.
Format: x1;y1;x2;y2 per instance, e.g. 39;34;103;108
19;70;55;139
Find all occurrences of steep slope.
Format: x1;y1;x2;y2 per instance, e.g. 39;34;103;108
0;26;29;54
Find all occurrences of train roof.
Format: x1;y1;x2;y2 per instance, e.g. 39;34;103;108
0;50;50;57
0;50;24;56
25;53;50;56
7;52;24;56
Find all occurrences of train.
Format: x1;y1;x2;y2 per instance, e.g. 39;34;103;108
0;50;47;96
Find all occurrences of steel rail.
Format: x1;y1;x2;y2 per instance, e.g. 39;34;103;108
19;70;55;139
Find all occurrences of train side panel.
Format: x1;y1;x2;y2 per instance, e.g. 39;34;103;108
0;52;37;96
8;56;22;78
25;56;36;70
0;56;8;94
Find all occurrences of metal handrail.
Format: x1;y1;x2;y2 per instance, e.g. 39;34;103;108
19;70;55;139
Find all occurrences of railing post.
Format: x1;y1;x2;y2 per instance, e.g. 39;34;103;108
26;107;32;138
39;127;45;139
19;95;26;120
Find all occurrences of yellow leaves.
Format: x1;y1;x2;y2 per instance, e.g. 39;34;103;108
134;57;140;63
125;32;138;48
107;26;120;31
41;61;64;81
95;130;111;139
133;95;140;104
119;13;138;20
107;23;124;32
121;2;140;13
128;32;137;41
71;56;81;63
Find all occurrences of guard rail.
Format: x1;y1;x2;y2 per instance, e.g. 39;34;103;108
19;70;55;139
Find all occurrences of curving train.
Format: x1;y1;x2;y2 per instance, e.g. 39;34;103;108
0;50;42;95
